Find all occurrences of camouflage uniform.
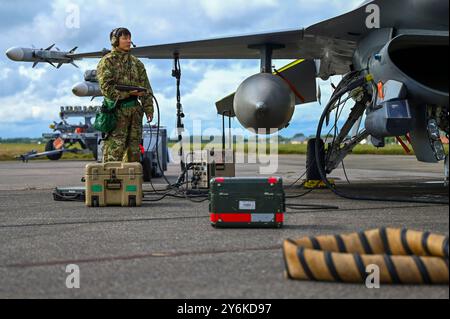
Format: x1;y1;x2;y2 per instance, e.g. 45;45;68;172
97;47;154;163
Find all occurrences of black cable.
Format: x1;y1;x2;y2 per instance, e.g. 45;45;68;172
285;189;314;198
315;74;449;205
285;119;341;190
144;189;207;198
286;171;307;188
341;160;351;185
185;196;209;203
143;181;189;195
142;192;174;202
286;203;339;210
142;192;208;202
141;92;210;203
141;92;176;197
286;94;351;191
143;91;201;201
150;92;173;187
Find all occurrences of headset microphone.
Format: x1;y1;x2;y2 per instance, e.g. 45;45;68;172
131;41;137;48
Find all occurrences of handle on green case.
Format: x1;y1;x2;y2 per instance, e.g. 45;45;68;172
106;179;122;190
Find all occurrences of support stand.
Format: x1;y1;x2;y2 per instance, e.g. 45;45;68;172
221;111;232;154
172;53;187;188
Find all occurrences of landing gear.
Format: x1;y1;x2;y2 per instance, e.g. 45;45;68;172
306;138;325;181
315;71;370;179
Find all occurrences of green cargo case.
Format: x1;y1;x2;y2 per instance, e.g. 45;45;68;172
209;177;285;228
85;162;143;207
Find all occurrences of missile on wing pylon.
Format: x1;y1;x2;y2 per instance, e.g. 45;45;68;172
72;81;102;98
72;70;102;97
5;45;79;68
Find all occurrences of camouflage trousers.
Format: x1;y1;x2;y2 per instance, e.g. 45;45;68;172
103;106;143;163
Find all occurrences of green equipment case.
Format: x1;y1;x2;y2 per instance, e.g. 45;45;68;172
85;162;143;207
209;177;285;228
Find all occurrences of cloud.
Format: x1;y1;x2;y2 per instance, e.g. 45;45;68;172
199;0;277;21
0;65;13;81
0;86;96;125
0;1;53;29
18;66;47;81
182;63;259;120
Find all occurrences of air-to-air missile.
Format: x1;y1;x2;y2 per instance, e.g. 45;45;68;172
5;44;80;68
71;70;103;98
72;81;102;97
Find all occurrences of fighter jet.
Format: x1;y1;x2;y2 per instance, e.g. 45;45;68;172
6;0;449;177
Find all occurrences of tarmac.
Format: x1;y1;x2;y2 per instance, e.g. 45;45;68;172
0;154;448;299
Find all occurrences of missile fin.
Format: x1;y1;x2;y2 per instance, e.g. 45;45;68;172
45;60;57;68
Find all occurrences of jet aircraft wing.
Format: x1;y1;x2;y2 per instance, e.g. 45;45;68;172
68;0;383;78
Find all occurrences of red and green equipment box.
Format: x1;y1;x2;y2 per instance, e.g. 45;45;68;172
209;177;285;228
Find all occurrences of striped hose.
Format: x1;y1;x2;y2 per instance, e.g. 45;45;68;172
283;228;449;284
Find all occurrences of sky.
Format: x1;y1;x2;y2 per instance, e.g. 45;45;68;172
0;0;362;139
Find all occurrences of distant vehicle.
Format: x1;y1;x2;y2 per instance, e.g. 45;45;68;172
17;107;169;180
18;106;100;162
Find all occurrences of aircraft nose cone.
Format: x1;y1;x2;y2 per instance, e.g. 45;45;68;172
6;47;24;61
72;82;88;97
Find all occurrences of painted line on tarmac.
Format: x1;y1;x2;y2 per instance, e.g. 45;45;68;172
0;215;209;229
0;204;446;228
4;245;281;269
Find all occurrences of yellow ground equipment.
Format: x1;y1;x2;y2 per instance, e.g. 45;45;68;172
283;228;449;284
85;162;143;207
303;179;335;189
